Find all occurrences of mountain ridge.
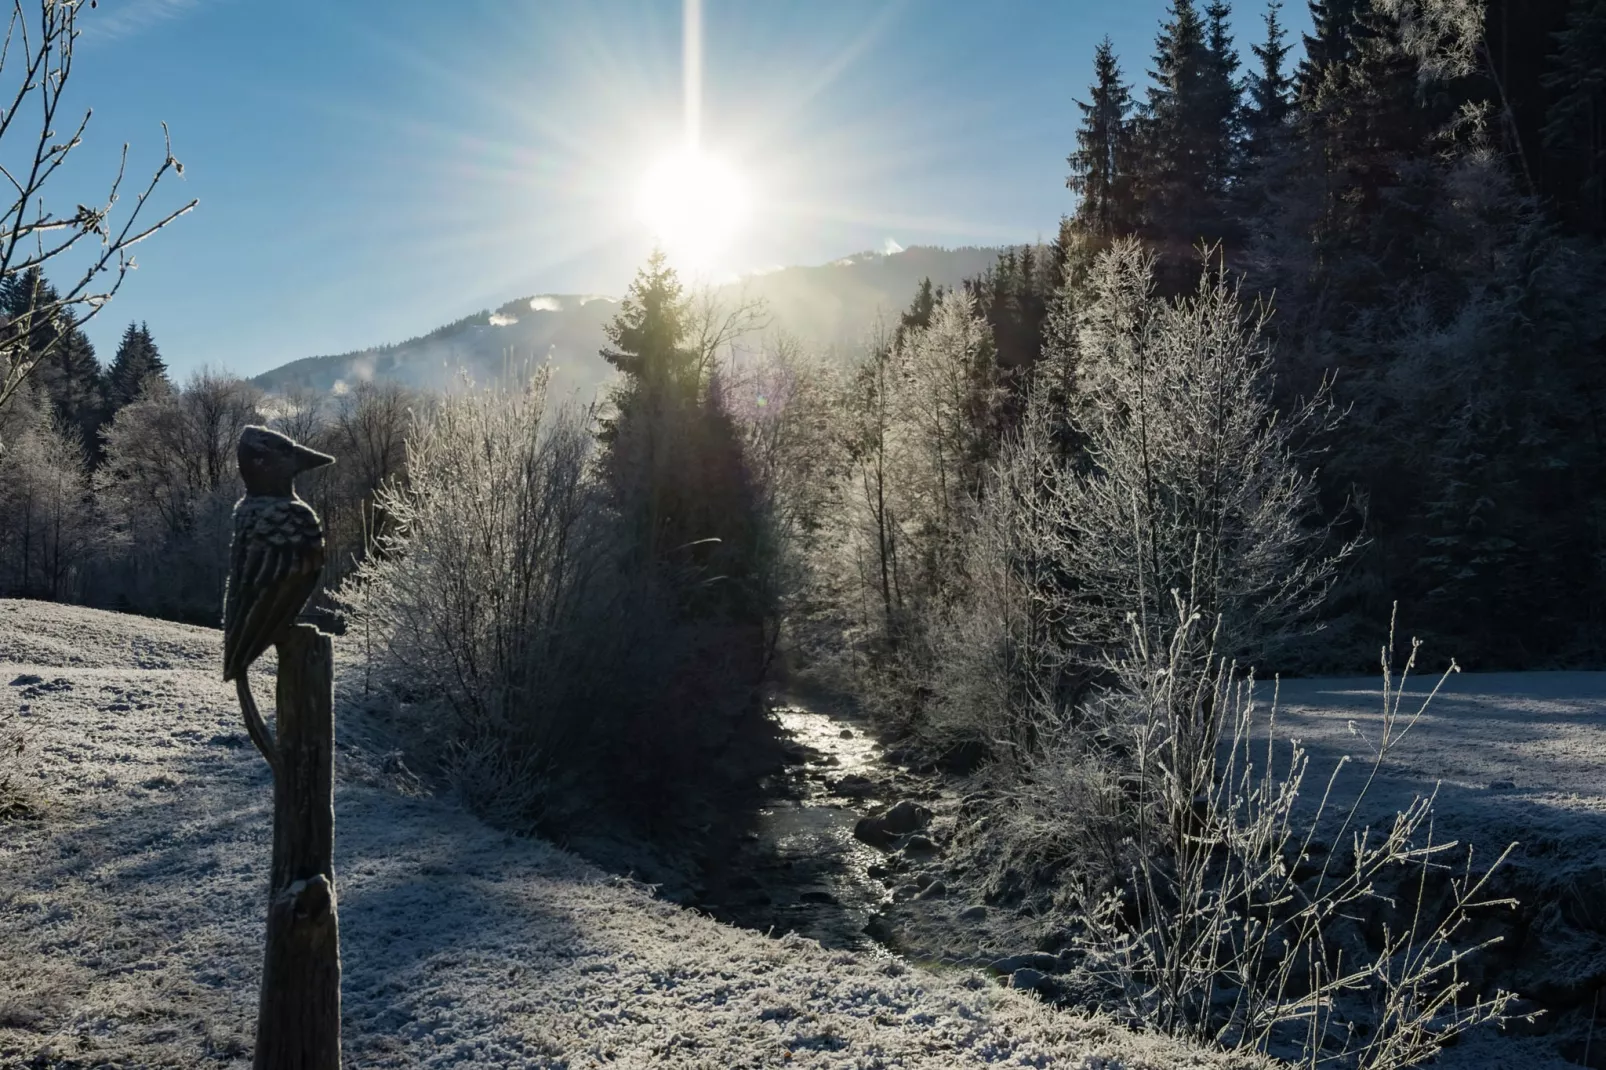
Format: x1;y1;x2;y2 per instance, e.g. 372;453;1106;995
252;245;1006;398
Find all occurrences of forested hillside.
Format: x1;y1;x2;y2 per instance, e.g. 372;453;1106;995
250;246;1002;401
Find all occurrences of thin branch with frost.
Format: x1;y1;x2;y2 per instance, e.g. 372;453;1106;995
0;0;196;416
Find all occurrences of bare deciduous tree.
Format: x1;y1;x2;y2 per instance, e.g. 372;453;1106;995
0;0;195;417
0;385;98;599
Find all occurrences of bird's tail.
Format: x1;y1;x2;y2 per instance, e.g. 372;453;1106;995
236;671;282;780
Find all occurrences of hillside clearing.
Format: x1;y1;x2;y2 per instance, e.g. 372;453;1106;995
0;600;1258;1069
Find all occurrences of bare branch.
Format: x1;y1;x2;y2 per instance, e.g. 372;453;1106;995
0;0;193;419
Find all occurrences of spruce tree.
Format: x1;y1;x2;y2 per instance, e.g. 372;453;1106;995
1246;1;1295;161
1139;0;1209;251
0;268;104;459
106;321;169;412
1542;0;1606;232
1067;37;1137;240
1203;1;1244;205
1136;0;1242;261
894;277;942;351
599;250;764;621
1298;0;1366;105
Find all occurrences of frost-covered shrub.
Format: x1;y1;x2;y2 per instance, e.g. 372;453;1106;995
955;606;1518;1069
340;372;606;825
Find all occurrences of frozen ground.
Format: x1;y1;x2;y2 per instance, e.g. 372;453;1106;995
1270;671;1606;1070
0;600;1260;1070
1272;669;1606;862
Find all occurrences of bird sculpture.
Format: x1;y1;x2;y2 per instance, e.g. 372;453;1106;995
223;425;335;772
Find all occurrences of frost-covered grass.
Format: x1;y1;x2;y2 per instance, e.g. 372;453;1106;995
0;599;1263;1069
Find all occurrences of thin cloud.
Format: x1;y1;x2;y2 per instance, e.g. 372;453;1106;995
82;0;203;42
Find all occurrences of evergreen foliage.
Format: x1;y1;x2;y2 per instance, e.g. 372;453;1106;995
106;322;169;413
1244;1;1294;162
0;268;105;460
594;250;774;819
1067;38;1138;240
1542;0;1606;231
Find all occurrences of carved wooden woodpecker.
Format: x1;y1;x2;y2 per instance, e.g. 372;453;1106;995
223;426;335;684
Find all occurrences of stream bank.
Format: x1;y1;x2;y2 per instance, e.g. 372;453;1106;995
660;692;1603;1070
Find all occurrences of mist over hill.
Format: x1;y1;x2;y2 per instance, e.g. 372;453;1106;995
252;245;1003;399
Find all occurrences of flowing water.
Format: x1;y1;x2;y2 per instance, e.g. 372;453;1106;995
694;703;900;950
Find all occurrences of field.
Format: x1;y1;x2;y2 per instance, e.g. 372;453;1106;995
0;600;1257;1069
3;599;1602;1069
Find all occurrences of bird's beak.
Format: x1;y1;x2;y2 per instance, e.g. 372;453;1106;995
293;444;336;472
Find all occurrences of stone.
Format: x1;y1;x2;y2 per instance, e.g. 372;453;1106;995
1009;968;1047;992
901;833;937;853
854;815;896;849
8;674;42;686
831;774;875;799
914;880;947;900
800;890;837;905
990;952;1062;975
854;801;931;847
958;905;987;922
880;801;932;836
893;883;921;902
839;729;854;739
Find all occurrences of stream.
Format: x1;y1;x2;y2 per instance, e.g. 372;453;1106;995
691;701;919;951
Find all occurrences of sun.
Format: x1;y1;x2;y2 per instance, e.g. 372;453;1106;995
635;148;750;276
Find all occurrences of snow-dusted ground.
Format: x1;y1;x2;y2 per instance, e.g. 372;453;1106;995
1270;671;1606;1070
0;600;1261;1070
1272;669;1606;860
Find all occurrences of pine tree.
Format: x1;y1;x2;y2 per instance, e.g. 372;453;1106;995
1136;0;1243;261
1246;1;1295;161
1298;0;1366;105
1542;0;1606;232
1067;37;1137;240
0;268;104;459
106;321;169;412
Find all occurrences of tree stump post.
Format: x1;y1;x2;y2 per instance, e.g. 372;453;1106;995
254;624;341;1070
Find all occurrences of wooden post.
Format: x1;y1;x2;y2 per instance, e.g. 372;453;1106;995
254;623;341;1070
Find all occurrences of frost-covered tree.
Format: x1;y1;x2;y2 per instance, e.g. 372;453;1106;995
95;370;260;620
1043;240;1349;664
887;289;997;575
0;392;99;599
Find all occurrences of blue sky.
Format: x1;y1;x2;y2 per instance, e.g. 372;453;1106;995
62;0;1310;379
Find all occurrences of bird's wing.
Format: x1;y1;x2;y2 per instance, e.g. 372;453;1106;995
223;497;325;681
